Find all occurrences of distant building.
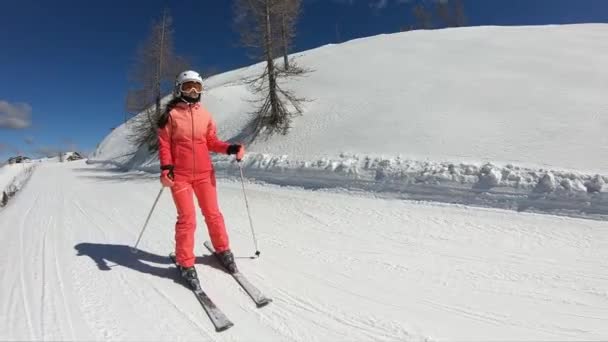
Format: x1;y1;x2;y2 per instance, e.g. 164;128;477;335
66;152;84;161
7;156;31;164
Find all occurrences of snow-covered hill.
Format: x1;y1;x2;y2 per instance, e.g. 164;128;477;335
89;24;608;218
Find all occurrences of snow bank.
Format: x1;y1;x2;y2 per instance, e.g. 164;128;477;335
215;153;606;193
0;163;36;208
0;164;33;193
209;153;608;219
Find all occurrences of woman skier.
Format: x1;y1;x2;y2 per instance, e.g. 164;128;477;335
157;70;244;283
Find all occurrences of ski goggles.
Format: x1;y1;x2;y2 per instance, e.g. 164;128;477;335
180;81;203;93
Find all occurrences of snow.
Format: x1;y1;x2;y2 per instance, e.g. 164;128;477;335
0;164;26;191
0;153;78;202
89;24;608;218
0;163;36;197
1;161;607;341
3;24;608;340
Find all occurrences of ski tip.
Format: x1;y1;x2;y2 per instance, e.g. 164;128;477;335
216;323;234;332
256;298;273;308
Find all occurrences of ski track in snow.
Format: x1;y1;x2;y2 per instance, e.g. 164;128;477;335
1;161;608;341
18;193;38;340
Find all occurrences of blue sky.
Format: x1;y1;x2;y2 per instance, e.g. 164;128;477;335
1;0;607;160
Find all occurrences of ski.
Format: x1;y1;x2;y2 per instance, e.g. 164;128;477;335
203;241;272;308
169;253;234;332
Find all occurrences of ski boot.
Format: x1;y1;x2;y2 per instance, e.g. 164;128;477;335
216;249;238;274
178;264;201;291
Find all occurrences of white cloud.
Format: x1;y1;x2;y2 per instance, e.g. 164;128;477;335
0;100;32;129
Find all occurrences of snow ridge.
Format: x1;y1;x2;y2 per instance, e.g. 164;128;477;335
0;164;36;208
211;153;608;219
218;153;605;193
87;151;608;220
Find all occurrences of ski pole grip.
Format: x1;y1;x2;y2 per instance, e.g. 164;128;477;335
161;164;175;180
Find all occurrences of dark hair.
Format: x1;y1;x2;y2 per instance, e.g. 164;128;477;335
157;97;182;128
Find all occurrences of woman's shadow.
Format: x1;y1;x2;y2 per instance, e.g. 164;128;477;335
74;242;227;287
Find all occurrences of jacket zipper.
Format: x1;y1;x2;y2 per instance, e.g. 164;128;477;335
190;104;195;178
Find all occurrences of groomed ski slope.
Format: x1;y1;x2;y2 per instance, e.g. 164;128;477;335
1;160;607;341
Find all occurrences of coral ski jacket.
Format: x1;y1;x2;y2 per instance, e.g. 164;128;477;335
158;101;230;181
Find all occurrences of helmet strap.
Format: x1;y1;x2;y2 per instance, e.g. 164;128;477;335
180;93;200;103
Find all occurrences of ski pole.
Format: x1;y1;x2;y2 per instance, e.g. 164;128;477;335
238;162;260;258
131;186;164;254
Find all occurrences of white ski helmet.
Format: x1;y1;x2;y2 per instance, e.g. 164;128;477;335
174;70;203;96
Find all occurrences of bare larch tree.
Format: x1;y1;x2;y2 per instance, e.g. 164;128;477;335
436;1;452;27
125;9;189;152
412;4;434;30
453;0;467;27
277;0;301;71
234;0;307;140
435;0;467;28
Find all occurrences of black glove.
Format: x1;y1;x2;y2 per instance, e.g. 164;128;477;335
160;164;174;180
226;145;241;155
226;144;244;161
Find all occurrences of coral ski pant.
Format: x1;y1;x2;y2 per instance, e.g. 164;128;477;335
170;171;229;267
